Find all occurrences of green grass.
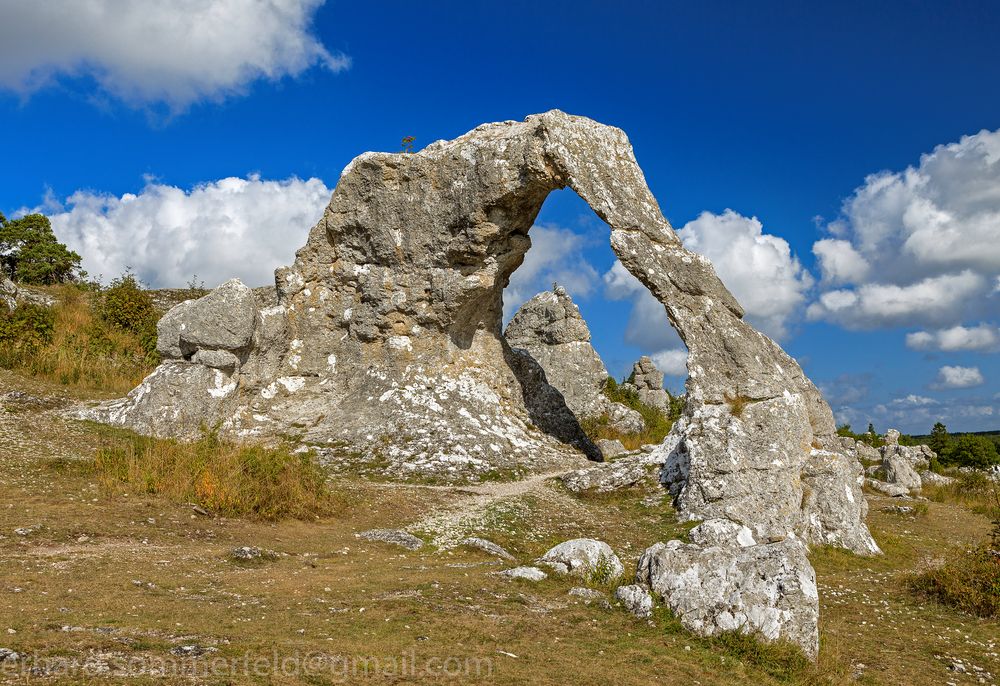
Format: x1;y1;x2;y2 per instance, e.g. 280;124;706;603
580;377;678;450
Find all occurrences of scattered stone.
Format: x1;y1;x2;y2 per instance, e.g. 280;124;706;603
595;438;627;460
458;537;514;561
568;587;607;602
561;451;664;494
637;520;819;658
538;539;624;580
497;566;547;582
0;648;19;662
230;546;277;561
882;505;915;514
615;584;654;619
866;479;911;498
13;525;40;537
356;529;424;551
169;645;217;658
920;470;955;486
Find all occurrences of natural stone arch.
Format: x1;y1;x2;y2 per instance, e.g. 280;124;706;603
85;111;876;555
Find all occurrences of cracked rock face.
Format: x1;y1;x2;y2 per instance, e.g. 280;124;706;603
83;110;876;556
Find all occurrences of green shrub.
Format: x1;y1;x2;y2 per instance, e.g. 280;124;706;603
0;303;55;365
909;545;1000;617
95;271;159;362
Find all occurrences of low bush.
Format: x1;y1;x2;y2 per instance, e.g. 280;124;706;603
0;303;55;363
909;545;1000;618
94;429;334;521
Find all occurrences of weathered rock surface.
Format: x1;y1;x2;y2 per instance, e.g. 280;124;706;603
879;429;935;471
920;470;955;486
636;520;819;658
561;449;665;494
616;584;654;619
866;479;910;498
356;529;424;550
623;355;673;412
538;538;624;579
595;438;627;460
497;566;547;582
801;449;881;555
880;453;922;491
459;537;514;561
505;286;644;433
81;111;876;559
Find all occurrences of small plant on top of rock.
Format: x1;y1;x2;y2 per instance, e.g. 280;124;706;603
401;135;416;153
724;392;752;418
587;552;620;587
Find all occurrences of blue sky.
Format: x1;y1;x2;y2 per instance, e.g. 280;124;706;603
1;0;999;434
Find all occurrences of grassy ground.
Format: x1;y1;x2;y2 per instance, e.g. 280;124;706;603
0;368;997;684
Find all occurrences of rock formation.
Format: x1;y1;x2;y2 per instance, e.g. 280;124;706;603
82;111;881;656
505;286;643;433
623;355;673;412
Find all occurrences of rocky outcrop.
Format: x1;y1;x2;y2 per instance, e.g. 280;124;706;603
636;519;819;658
623;355;673;412
880;453;922;491
879;428;935;471
505;286;643;433
84;110;873;532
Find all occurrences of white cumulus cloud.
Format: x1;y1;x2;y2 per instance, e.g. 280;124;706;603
906;323;1000;352
0;0;347;110
650;349;688;377
677;210;814;340
40;175;331;288
932;365;985;390
806;271;986;329
810;127;1000;330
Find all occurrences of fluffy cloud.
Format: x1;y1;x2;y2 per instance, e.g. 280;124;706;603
932;365;985;390
40;175;331;288
0;0;346;110
906;323;1000;352
603;260;683;352
888;394;938;407
676;210;814;340
806;271;986;329
650;349;688;377
502;225;600;321
810;128;1000;330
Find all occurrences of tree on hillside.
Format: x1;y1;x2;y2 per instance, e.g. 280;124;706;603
0;213;83;285
946;434;1000;470
929;422;949;455
867;422;876;436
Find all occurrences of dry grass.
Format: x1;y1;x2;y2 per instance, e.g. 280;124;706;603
909;545;1000;617
0;286;155;394
2;369;999;684
94;429;336;521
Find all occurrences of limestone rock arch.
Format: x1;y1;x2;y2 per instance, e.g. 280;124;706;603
86;110;876;554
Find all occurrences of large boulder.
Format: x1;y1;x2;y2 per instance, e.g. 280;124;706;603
538;538;624;579
636;519;819;658
505;286;644;433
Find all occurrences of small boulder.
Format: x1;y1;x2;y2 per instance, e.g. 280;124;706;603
356;529;424;550
171;279;259;355
498;566;547;582
866;479;910;498
459;537;514;561
538;538;624;580
615;584;654;619
0;648;19;662
596;438;627;460
920;470;955;486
